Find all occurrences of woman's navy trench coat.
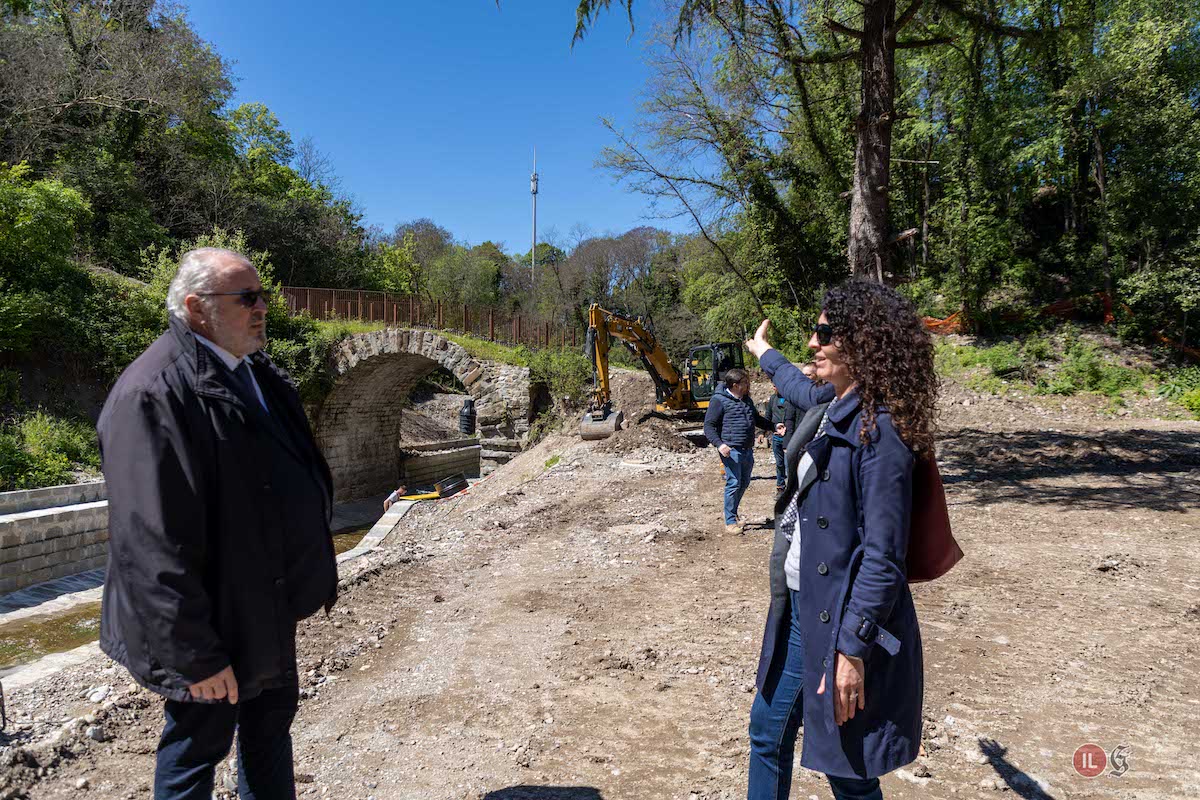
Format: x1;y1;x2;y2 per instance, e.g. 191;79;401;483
755;348;923;780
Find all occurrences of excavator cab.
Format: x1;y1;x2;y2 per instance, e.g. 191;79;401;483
687;343;744;402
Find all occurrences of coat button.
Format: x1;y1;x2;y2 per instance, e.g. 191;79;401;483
819;610;830;623
817;516;829;529
822;469;831;481
817;562;829;575
274;578;285;588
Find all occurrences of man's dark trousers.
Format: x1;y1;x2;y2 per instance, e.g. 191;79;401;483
154;683;299;800
771;434;787;490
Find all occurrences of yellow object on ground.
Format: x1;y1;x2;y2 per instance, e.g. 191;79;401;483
398;491;440;501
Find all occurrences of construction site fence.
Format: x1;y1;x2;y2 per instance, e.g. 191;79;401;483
280;287;582;350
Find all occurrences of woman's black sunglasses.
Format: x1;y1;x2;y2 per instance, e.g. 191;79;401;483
197;288;274;308
813;322;835;346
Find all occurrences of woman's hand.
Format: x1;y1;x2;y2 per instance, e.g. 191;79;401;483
817;651;865;725
744;319;772;359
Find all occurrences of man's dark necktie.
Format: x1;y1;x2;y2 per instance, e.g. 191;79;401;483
233;362;268;413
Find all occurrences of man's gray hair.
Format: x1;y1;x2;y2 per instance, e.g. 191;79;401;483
166;248;253;321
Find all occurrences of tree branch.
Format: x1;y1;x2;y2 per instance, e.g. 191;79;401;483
602;119;768;318
795;48;860;65
897;36;955;50
763;0;846;183
894;1;925;32
824;16;863;39
935;0;1042;39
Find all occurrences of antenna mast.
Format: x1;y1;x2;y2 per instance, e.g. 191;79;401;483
530;148;538;291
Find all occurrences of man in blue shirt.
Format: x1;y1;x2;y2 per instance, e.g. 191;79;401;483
703;368;773;533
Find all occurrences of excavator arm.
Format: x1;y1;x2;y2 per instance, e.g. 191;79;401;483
581;304;684;440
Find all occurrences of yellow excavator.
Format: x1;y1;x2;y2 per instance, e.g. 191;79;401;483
579;304;745;441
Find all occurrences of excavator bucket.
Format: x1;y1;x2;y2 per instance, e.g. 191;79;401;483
580;409;624;441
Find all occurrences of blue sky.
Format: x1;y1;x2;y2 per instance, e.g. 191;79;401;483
186;0;689;255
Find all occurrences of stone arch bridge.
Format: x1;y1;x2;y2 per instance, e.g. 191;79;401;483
312;328;546;501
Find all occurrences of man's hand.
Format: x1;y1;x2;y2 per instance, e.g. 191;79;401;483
817;651;865;725
775;423;786;436
744;319;772;359
189;665;238;704
718;443;732;458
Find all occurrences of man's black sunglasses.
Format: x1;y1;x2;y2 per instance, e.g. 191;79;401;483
197;288;274;308
813;322;835;346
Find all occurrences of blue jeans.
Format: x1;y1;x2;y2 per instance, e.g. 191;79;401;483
748;591;884;800
771;435;787;489
154;683;299;800
719;446;754;525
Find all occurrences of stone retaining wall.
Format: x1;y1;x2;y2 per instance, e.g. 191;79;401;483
0;485;109;595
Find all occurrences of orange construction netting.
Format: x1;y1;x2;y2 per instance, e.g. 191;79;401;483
922;292;1196;361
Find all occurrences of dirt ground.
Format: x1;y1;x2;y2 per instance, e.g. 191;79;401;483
2;371;1198;800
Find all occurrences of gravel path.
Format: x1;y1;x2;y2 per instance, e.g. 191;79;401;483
2;375;1197;800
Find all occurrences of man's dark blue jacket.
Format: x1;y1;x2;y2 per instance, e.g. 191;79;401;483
703;383;772;450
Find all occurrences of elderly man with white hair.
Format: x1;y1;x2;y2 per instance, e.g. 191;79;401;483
97;248;337;800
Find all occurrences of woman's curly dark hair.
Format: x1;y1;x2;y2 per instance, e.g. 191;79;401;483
823;279;938;455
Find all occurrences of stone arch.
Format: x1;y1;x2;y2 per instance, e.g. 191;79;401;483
313;328;531;501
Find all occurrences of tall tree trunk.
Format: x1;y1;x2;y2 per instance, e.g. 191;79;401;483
848;0;897;280
921;136;933;269
1092;118;1112;297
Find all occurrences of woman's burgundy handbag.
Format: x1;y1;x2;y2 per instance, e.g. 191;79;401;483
907;454;964;582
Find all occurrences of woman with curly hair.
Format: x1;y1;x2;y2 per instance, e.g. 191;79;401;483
742;279;938;800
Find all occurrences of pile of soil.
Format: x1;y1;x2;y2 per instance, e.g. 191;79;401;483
606;368;656;423
595;417;694;455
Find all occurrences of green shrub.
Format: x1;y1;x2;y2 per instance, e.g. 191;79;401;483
977;342;1025;378
0;432;72;491
1022;335;1054;362
0;410;99;490
1043;342;1143;397
527;348;593;402
18;411;99;468
1179;387;1200;418
1157;367;1200;400
935;338;1045;385
0;369;18;409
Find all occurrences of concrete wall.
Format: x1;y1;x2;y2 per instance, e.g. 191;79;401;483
0;484;108;595
315;328;533;501
399;439;482;487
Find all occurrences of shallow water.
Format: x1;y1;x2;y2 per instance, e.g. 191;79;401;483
0;601;103;673
332;525;371;555
0;528;375;674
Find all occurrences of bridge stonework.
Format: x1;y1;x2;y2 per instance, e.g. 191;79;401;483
313;328;533;501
